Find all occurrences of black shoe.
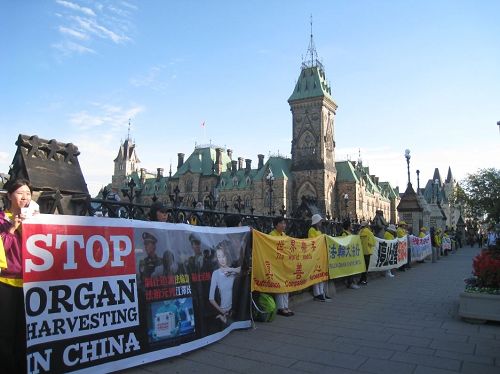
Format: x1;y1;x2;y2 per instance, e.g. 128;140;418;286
313;295;326;302
324;294;332;300
359;280;368;286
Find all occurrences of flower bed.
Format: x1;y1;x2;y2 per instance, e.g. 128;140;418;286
459;249;500;322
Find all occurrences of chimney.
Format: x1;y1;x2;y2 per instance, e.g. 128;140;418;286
258;154;264;169
157;168;163;180
177;153;185;169
140;168;146;183
231;160;237;174
238;157;244;170
245;159;252;174
215;148;223;175
227;149;233;159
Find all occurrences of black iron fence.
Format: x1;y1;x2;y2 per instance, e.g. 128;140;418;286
87;197;347;238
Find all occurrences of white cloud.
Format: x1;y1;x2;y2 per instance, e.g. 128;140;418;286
120;1;138;11
130;65;168;90
56;0;96;17
73;16;130;44
69;103;145;132
53;0;136;57
52;41;95;55
58;26;88;40
0;151;9;164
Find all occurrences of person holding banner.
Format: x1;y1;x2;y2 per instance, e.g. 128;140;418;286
340;220;361;289
397;221;410;271
308;214;332;302
269;216;294;317
383;224;397;278
419;226;427;238
149;201;169;222
359;220;376;285
0;178;34;374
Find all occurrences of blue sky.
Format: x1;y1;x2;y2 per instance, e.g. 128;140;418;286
1;0;499;196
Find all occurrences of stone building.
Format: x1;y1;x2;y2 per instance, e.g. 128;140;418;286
109;34;399;222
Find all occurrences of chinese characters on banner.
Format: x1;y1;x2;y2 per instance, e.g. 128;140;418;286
22;215;251;374
370;236;408;271
251;230;328;293
409;234;432;261
326;235;366;278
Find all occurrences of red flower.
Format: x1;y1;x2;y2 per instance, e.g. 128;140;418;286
472;250;500;288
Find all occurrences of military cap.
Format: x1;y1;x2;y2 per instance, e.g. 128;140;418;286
142;232;157;244
189;233;201;244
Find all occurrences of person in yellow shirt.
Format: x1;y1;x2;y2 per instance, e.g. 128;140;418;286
269;216;294;317
359;220;376;285
308;214;331;302
383;224;397;278
435;228;443;256
396;221;410;271
418;226;427;238
340;220;360;289
396;221;407;239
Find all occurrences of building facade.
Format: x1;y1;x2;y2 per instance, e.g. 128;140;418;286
109;35;399;222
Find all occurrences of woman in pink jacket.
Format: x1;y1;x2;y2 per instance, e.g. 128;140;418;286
0;178;36;373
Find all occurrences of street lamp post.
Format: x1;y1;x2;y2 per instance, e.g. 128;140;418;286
416;169;420;193
266;169;275;216
404;149;411;186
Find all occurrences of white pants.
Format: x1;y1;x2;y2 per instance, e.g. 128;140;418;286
274;293;289;309
313;281;325;296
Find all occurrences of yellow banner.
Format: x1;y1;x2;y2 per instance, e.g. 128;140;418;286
327;235;366;278
251;230;329;293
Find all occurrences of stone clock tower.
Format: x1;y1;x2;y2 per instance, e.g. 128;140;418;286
288;30;338;216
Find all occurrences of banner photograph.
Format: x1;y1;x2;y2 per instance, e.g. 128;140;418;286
251;230;328;293
369;236;408;271
22;215;251;374
326;235;366;278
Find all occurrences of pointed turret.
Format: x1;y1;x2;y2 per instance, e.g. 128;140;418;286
445;166;453;183
432;168;442;186
288;21;333;103
289;17;337;215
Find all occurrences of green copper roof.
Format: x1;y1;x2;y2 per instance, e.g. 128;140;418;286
379;181;398;199
254;156;292;180
173;146;232;177
335;161;359;183
288;66;333;102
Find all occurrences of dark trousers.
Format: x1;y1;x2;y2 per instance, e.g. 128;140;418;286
0;282;26;374
359;255;371;283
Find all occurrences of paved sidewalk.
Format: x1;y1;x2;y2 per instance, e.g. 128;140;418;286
125;246;500;374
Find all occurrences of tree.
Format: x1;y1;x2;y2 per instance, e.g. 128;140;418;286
458;168;500;223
